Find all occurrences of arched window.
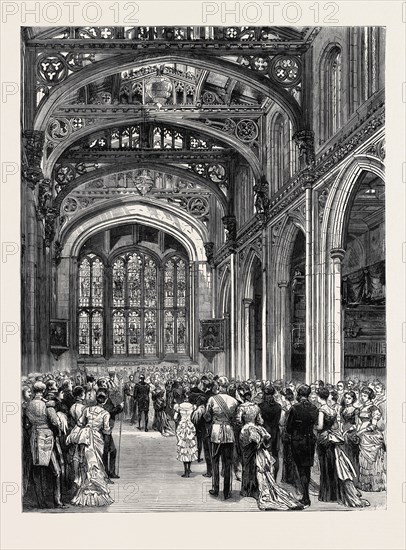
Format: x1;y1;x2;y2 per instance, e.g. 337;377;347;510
112;251;157;356
330;49;342;135
272;113;291;193
164;256;187;354
320;45;342;141
78;254;104;356
77;247;189;359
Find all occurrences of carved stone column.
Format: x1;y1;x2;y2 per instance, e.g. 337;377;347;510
293;130;316;384
229;252;237;379
21;131;45;373
221;215;238;378
304;177;314;384
277;281;289;381
330;248;346;384
243;298;254;380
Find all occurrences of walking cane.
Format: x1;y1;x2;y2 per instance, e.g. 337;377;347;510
117;390;124;476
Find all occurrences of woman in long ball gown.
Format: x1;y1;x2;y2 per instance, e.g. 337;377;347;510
358;406;386;492
174;394;198;478
238;392;304;511
316;388;369;508
66;391;114;506
340;391;360;482
152;385;175;437
357;387;376;432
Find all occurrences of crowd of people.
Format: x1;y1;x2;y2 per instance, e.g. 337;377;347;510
21;364;386;511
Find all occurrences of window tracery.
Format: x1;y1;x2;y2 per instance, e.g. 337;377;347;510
78;249;189;358
320;45;342;141
78;254;104;355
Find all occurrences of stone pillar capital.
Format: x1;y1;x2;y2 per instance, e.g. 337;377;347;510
277;281;289;288
330;248;346;261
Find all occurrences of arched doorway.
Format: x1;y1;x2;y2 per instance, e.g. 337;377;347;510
341;172;385;383
290;231;306;382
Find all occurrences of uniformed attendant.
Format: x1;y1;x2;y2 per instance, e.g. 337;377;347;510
204;376;238;500
24;382;66;508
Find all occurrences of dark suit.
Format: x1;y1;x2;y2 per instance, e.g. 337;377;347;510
133;382;150;430
189;386;209;462
201;389;214;476
101;397;124;477
286;398;318;504
259;397;282;478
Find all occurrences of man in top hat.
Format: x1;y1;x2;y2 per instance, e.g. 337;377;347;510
133;374;150;431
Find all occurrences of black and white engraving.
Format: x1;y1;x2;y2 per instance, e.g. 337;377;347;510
21;26;386;513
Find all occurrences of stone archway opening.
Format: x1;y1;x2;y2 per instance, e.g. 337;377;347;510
341;172;385;384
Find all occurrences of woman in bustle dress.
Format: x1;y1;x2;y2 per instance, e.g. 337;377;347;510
357;406;386;492
316;388;369;508
238;391;304;511
66;391;114;506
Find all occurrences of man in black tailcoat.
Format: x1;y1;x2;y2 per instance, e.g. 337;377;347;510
200;377;215;477
259;385;282;479
133;374;150;432
189;375;209;463
286;383;318;507
96;386;124;480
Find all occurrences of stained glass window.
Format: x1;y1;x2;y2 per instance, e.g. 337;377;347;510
113;310;126;354
164;310;175;353
79;258;91;307
163;256;188;354
144;309;157;355
177;309;187;353
177;260;186;307
128;310;141;354
78;254;104;355
111;251;158;356
164;260;175;307
78;248;188;358
92;311;103;355
128;253;142;306
78;311;90;355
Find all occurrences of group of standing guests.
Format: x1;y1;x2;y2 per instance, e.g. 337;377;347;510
22;367;386;511
159;374;386;510
22;373;124;509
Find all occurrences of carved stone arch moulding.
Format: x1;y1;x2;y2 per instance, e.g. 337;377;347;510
62;201;208;262
320;155;385;253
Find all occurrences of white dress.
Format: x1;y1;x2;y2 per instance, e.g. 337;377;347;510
174;402;198;462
